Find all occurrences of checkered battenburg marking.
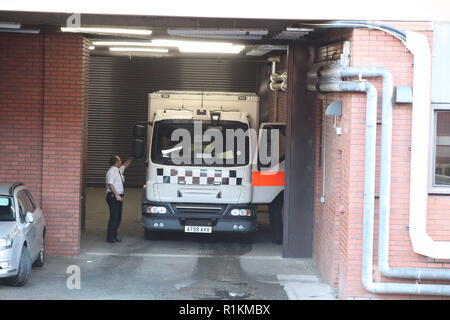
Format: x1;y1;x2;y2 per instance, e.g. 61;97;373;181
156;168;243;186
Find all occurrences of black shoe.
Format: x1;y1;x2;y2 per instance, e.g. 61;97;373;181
115;238;122;243
106;239;115;243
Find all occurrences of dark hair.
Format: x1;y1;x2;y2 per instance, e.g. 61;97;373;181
110;155;119;166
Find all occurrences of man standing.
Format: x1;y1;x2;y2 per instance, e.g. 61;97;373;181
106;155;133;243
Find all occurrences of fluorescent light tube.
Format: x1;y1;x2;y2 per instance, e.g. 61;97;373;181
151;39;244;54
0;22;21;29
286;27;315;32
95;39;244;54
92;41;154;46
167;28;268;36
61;27;152;36
109;47;169;53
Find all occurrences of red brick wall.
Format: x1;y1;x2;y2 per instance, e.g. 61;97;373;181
0;34;44;205
0;32;88;255
312;30;353;296
345;22;450;300
275;55;288;122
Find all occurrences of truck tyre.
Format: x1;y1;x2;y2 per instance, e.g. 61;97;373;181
144;228;158;240
268;192;284;245
32;236;45;268
6;245;32;287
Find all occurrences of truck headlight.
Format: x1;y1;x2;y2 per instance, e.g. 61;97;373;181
231;209;240;216
147;206;167;214
230;209;251;217
0;236;13;249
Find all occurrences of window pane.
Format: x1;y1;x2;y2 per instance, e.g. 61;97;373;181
17;190;33;215
151;120;249;166
25;190;37;211
435;111;450;185
0;197;15;221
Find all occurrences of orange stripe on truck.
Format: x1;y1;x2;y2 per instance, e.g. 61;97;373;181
252;171;285;187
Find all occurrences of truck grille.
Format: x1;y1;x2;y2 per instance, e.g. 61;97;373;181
173;204;225;215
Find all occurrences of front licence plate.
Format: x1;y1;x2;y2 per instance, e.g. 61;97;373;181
185;226;212;233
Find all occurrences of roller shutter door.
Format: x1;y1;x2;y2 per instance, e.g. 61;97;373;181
88;56;260;186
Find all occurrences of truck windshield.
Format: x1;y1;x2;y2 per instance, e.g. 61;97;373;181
151;120;249;167
0;197;15;221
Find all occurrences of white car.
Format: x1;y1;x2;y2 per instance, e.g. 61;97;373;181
0;183;45;286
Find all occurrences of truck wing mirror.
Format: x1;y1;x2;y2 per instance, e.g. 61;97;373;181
133;124;147;138
132;139;145;159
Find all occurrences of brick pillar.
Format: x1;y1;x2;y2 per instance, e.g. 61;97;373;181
42;33;88;255
0;34;44;205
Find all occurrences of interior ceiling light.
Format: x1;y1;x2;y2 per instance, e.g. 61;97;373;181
61;27;152;36
168;28;268;36
151;39;245;54
167;28;267;40
92;41;153;46
246;49;269;57
170;34;263;40
92;39;244;54
246;45;288;56
286;27;315;32
0;22;21;29
89;46;95;50
109;47;169;53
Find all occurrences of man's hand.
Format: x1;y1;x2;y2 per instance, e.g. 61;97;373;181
115;194;123;202
122;158;133;169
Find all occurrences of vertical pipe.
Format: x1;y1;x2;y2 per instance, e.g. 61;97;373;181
317;73;450;295
319;66;450;279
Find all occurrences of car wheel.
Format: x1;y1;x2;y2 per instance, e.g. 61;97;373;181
6;246;32;287
32;237;45;268
144;228;158;240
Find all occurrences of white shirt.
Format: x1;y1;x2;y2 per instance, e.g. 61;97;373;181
106;165;125;194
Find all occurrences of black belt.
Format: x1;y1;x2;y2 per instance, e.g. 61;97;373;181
107;192;124;197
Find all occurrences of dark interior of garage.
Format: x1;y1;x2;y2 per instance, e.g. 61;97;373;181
84;54;287;257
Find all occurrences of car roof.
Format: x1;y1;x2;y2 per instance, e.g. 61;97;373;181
0;183;24;196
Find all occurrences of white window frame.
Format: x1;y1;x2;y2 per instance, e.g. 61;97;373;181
429;103;450;194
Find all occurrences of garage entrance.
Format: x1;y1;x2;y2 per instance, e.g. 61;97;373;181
77;16;322;260
74;18;317;258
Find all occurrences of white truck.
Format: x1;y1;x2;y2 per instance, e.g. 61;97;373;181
132;91;285;241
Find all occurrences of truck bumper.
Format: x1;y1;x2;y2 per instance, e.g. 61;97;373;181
141;201;257;233
142;216;257;233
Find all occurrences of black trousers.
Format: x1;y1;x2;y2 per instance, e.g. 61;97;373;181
106;192;124;241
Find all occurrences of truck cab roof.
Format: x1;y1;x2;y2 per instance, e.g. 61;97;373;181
149;90;260;129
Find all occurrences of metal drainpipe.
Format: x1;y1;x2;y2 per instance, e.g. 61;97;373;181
304;22;447;259
321;66;450;280
270;60;287;92
316;67;450;296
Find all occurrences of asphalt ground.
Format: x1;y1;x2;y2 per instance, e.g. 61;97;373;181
0;188;335;300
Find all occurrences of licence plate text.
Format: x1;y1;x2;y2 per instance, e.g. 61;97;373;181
184;226;212;233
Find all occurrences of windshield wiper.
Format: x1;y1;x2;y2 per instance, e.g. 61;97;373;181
161;145;183;157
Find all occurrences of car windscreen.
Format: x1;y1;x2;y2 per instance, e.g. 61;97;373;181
151;119;249;167
0;197;15;221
